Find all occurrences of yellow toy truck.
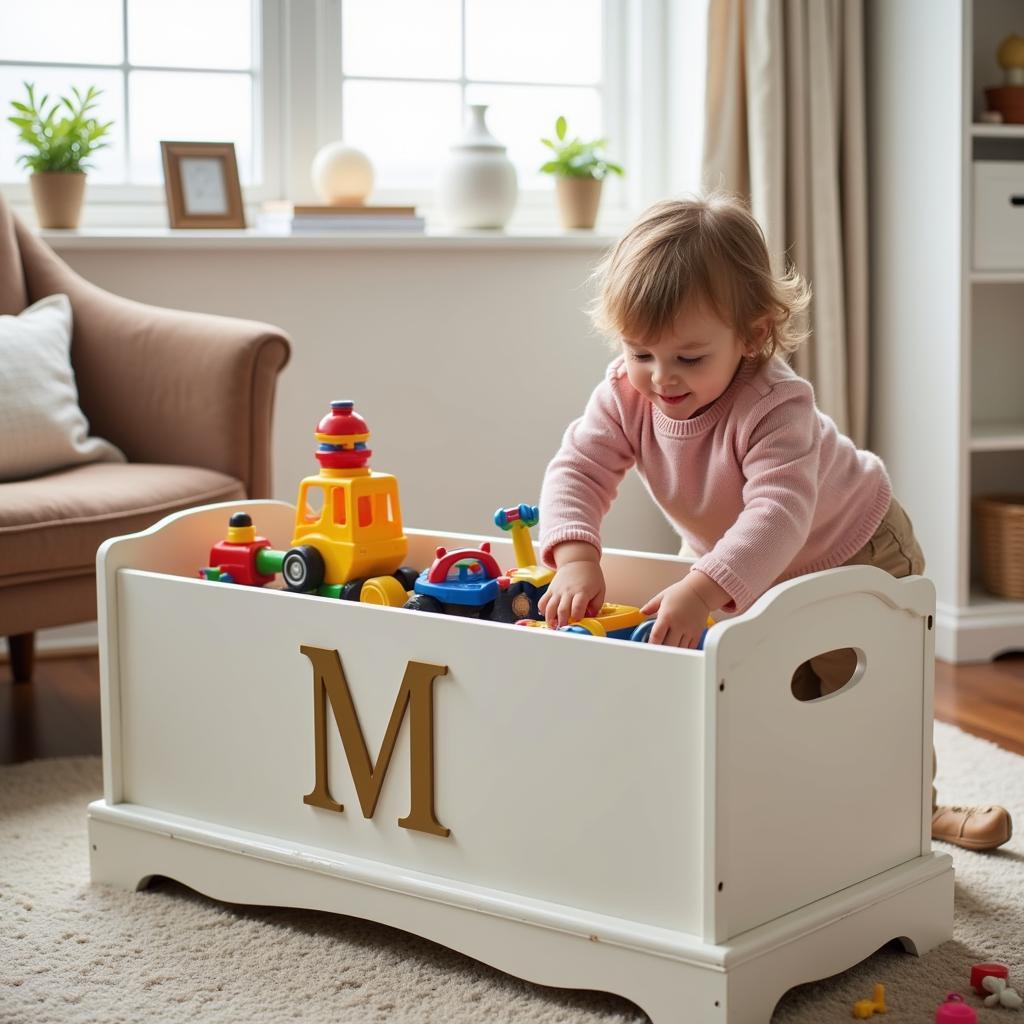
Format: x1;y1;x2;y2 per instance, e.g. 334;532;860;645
201;400;417;606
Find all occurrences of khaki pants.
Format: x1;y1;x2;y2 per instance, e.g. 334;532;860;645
791;498;936;807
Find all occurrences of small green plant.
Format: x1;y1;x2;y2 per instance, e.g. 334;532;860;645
539;116;624;180
7;82;113;173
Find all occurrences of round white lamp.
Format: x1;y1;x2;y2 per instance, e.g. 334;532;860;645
311;142;374;205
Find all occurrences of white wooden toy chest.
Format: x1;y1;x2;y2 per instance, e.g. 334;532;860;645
88;500;953;1024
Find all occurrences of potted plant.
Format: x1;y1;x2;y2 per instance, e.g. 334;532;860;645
539;116;624;229
7;82;113;228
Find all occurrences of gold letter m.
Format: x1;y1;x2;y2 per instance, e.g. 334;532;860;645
300;645;450;837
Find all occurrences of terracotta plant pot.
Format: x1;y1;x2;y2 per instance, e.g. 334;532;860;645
984;85;1024;124
556;177;603;229
30;171;87;228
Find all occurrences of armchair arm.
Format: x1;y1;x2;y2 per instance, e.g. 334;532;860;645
15;221;291;498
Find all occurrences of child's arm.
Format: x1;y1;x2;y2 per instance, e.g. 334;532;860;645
538;365;637;570
538;541;606;628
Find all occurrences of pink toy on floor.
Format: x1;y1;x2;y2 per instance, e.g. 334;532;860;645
935;994;976;1023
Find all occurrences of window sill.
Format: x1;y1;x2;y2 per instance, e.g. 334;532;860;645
36;226;618;252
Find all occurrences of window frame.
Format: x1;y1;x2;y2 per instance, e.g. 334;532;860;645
2;0;682;226
0;0;282;215
305;0;668;223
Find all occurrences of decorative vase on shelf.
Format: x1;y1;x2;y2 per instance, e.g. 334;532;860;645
437;104;518;229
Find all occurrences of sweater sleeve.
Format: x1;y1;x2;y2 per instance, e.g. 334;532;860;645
539;369;637;567
692;382;821;612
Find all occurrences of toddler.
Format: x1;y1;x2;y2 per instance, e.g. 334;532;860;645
537;193;1011;852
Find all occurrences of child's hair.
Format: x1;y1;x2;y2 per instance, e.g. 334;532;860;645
589;193;811;361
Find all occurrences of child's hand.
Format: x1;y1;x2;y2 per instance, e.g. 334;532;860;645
641;575;713;649
539;546;606;629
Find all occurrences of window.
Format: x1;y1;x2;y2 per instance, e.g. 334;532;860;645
303;485;326;523
357;495;373;528
1;1;699;221
0;0;262;187
332;489;347;525
336;0;604;194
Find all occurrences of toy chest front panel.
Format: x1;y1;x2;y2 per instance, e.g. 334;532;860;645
112;562;708;935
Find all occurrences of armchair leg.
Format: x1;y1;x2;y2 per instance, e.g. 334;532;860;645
8;632;35;682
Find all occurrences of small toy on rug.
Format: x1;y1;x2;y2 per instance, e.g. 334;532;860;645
935;993;977;1023
983;976;1023;1010
852;982;887;1018
972;962;1011;996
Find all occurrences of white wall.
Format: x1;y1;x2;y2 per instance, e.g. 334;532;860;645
53;240;680;556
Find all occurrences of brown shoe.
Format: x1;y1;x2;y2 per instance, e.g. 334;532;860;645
932;804;1013;851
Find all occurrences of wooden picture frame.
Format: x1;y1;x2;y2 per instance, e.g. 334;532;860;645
160;141;246;229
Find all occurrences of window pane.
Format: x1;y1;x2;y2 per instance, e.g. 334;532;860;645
0;0;123;65
127;0;254;70
342;80;461;191
343;0;461;80
0;67;125;183
130;71;253;184
465;0;601;85
465;83;603;190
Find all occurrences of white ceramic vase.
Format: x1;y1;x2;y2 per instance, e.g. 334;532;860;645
437;104;518;229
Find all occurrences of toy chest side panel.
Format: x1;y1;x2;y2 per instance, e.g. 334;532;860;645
112;567;707;935
707;567;935;942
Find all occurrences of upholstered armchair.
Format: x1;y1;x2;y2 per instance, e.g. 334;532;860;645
0;195;291;681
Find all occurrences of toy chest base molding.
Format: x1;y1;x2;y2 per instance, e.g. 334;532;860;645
88;501;953;1024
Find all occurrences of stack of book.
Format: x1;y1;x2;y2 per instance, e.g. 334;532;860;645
259;201;425;233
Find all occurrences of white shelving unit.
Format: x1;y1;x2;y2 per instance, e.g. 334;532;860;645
868;0;1024;662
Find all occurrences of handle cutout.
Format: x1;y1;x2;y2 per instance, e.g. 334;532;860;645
791;647;865;702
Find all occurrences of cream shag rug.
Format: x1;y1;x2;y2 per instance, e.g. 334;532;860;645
2;721;1022;1024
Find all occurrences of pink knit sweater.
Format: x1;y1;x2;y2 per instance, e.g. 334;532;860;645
539;355;892;613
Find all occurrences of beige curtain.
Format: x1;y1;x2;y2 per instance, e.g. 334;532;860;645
702;0;869;447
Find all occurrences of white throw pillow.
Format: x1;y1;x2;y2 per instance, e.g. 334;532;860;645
0;293;125;482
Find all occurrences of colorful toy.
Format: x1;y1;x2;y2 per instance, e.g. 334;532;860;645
404;544;512;619
983;976;1023;1010
493;503;554;622
201;401;417;605
852;983;887;1018
972;963;1011;997
520;608;714;648
402;502;552;623
936;994;977;1023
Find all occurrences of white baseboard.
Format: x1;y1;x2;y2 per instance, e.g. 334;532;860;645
1;621;99;659
936;600;1024;663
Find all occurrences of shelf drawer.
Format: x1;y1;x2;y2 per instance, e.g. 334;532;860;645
974;162;1024;270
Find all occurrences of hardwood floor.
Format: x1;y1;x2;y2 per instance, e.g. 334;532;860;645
1;652;103;762
934;654;1024;756
2;650;1024;763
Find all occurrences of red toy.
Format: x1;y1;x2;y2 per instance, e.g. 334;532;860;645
201;512;275;586
971;962;1010;996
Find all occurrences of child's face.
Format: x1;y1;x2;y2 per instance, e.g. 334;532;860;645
621;302;758;420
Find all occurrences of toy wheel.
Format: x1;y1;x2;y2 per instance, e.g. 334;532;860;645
282;546;325;591
392;566;419;592
403;593;444;614
361;575;407;606
340;578;365;602
446;602;490;619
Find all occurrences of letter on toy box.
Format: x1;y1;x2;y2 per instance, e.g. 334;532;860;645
299;645;451;837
